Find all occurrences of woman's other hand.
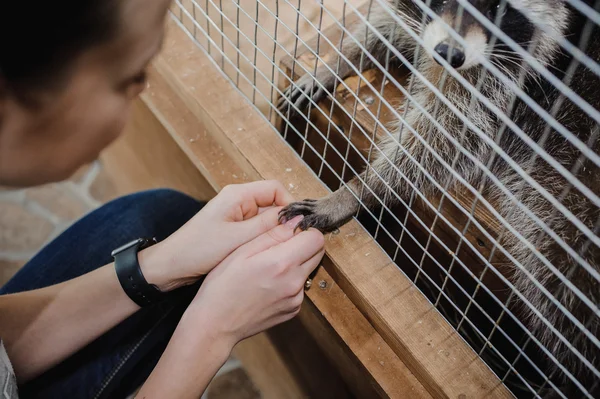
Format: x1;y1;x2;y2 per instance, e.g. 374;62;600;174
183;213;325;349
139;180;295;291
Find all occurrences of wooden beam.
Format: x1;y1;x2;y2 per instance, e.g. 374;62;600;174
100;99;216;202
299;266;431;398
147;15;512;398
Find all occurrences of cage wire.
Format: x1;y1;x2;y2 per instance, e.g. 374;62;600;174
170;0;600;397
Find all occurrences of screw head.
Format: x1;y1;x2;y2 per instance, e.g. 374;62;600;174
305;279;312;289
318;280;327;289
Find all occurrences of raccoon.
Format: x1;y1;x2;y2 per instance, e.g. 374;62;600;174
278;0;600;396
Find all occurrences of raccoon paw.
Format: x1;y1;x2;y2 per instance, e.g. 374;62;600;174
276;73;328;114
278;198;347;234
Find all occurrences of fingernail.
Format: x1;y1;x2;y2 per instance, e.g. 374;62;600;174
285;215;304;229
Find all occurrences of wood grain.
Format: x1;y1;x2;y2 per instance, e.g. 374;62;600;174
100;99;216;201
299;266;431;398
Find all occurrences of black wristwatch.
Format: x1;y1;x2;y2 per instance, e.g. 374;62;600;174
112;237;164;307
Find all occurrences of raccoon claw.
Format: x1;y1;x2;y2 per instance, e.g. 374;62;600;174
277;84;310;114
276;86;294;111
278;199;316;224
279;199;335;234
293;215;321;233
277;76;326;115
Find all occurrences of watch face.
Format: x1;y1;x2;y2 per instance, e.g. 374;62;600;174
111;238;145;257
111;237;157;257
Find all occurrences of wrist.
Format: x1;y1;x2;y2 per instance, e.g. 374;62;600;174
138;242;195;292
136;302;234;399
179;302;236;358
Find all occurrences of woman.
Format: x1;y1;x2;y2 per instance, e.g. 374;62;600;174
0;1;325;398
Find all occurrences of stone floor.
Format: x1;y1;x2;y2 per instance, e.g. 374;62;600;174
0;162;103;278
0;160;260;398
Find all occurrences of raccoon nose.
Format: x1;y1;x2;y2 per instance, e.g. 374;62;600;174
434;43;466;69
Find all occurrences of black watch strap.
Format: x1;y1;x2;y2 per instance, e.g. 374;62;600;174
112;238;164;307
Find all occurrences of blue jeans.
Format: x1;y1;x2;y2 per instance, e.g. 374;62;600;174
0;189;205;399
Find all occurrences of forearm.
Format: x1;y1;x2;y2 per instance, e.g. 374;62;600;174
136;305;233;399
0;263;139;382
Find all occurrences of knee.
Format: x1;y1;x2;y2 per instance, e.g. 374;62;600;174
99;189;205;240
128;188;201;210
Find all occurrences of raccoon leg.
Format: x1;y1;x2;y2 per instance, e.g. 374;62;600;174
279;130;439;232
277;2;415;114
279;132;397;232
278;179;366;233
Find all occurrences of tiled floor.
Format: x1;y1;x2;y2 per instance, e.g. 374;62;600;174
0;160;259;398
0;162;102;273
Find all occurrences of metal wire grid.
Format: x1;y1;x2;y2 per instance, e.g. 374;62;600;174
169;0;600;397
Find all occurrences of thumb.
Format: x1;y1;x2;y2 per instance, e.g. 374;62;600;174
253;228;325;269
228;215;305;261
236;206;284;241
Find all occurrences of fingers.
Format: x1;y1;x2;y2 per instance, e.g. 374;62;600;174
254;228;325;271
270;288;304;317
219;180;294;221
238;180;295;209
257;206;275;215
237;206;283;240
267;250;323;326
296;248;325;281
230;215;306;261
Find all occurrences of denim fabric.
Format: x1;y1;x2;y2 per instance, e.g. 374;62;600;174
0;189;204;399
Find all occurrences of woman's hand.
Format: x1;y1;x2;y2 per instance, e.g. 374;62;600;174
139;180;295;291
136;213;324;399
185;213;324;348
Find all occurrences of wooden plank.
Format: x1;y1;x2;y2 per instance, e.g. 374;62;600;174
266;315;354;398
232;326;352;399
140;71;255;191
151;15;513;398
231;334;307;399
299;266;431;398
100;99;216;202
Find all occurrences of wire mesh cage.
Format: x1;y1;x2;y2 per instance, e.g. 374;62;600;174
169;0;600;397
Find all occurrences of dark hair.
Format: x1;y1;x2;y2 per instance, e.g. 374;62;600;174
0;1;120;100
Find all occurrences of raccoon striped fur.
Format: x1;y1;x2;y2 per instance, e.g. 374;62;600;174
278;0;600;397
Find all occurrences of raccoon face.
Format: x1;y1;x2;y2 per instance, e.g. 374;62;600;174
420;0;537;72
